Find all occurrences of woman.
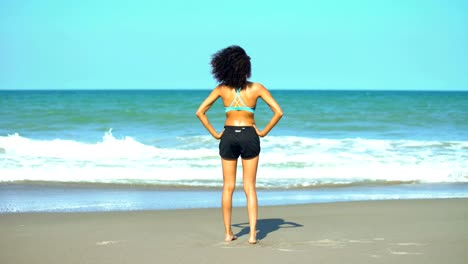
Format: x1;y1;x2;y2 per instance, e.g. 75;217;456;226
196;45;283;244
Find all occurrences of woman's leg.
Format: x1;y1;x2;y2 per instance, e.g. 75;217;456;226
242;156;259;244
221;158;238;241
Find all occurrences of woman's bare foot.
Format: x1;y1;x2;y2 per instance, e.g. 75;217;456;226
224;233;238;242
248;234;257;244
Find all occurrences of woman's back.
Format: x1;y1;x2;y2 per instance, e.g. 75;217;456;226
219;82;260;127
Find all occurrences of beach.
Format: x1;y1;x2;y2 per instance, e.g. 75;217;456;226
1;90;467;190
1;90;467;263
1;198;467;264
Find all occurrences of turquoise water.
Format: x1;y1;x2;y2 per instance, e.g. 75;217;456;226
2;90;467;141
1;90;467;212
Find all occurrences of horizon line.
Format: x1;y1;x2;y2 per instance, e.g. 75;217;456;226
1;88;468;92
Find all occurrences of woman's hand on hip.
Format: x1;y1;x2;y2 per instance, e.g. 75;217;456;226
214;129;224;140
253;124;265;137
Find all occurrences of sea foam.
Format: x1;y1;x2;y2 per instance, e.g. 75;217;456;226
1;130;467;188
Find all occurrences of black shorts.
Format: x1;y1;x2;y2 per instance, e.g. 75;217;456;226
219;126;260;160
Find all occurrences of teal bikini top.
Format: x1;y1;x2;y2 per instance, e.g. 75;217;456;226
224;87;256;113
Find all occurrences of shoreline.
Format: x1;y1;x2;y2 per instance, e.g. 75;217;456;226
1;198;467;264
1;182;468;213
2;182;468;213
0;178;442;190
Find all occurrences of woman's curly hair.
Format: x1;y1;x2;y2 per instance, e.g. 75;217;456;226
210;45;251;88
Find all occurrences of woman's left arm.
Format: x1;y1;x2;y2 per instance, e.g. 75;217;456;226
195;88;224;139
254;84;283;137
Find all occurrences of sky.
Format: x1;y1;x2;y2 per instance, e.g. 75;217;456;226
1;0;467;90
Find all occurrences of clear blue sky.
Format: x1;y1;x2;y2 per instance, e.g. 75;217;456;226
1;0;467;90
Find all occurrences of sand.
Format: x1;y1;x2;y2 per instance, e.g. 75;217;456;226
1;198;467;264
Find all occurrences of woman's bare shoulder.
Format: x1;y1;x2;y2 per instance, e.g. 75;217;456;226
247;82;269;95
215;84;232;95
247;82;265;89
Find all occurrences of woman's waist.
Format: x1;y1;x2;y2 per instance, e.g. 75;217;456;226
224;122;255;127
224;116;255;127
223;126;255;133
224;125;254;129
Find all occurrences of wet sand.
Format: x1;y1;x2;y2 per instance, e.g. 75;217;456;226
1;198;467;264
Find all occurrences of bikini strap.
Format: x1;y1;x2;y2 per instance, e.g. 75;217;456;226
228;87;248;107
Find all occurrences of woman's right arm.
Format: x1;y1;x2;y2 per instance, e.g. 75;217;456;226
195;88;224;139
254;84;283;137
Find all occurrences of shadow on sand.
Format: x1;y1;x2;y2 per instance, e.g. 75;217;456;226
232;218;303;240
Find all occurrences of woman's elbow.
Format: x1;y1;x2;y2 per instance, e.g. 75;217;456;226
195;109;204;119
277;109;284;118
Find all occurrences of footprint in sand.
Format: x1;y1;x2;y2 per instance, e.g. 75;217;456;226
307;239;347;248
348;239;373;244
394;242;426;246
388;248;423;255
96;240;123;246
387;242;425;255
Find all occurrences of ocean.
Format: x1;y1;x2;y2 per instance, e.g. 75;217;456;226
1;90;467;212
